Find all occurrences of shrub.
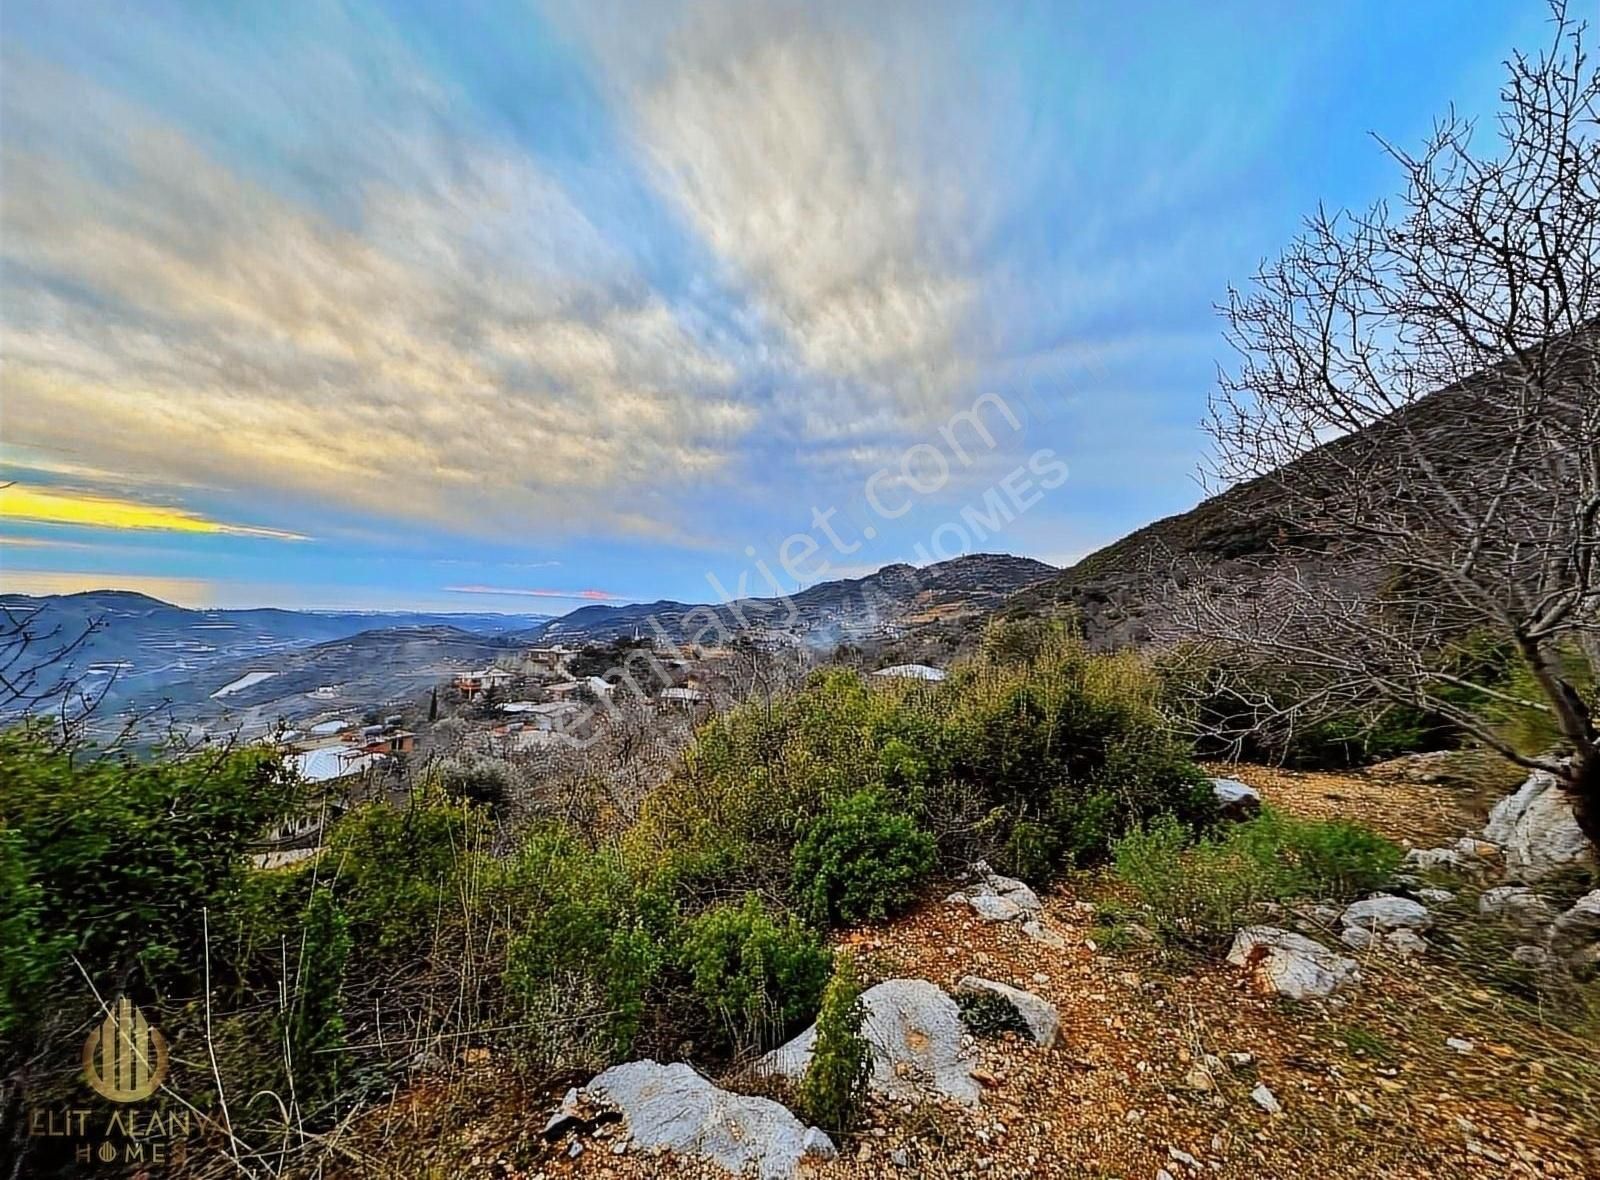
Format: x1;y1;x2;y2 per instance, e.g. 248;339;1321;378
796;952;871;1137
1113;816;1277;948
680;894;830;1053
1114;809;1403;949
791;791;935;927
498;826;663;1064
1241;811;1402;899
434;757;515;813
327;789;476;953
277;886;351;1112
956;990;1030;1038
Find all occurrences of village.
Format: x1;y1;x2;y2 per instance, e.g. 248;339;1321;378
250;629;954;869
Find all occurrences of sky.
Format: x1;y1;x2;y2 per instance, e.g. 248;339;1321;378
0;0;1553;613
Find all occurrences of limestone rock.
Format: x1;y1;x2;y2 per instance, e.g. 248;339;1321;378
1483;771;1596;882
1227;927;1360;1000
946;861;1043;923
1477;886;1557;932
1550;889;1600;973
955;976;1061;1046
549;1061;835;1180
1340;894;1432;932
761;979;980;1105
1250;1083;1282;1114
1210;777;1262;821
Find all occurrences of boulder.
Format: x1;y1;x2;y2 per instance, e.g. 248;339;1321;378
955;976;1061;1046
946;861;1043;923
1483;771;1596;882
1340;925;1427;957
761;979;980;1105
1210;778;1263;821
1402;847;1470;873
547;1061;835;1180
1340;894;1432;933
1550;889;1600;972
1477;886;1557;933
1227;927;1360;1000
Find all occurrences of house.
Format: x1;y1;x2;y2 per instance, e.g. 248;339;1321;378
659;686;710;711
502;700;581;730
288;743;381;784
871;664;947;682
361;730;416;756
454;667;515;699
524;645;573;676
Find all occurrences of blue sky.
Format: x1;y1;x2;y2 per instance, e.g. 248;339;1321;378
0;0;1551;612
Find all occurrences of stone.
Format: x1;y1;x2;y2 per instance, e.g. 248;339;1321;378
1210;777;1263;821
1292;903;1343;927
1184;1066;1214;1092
1549;889;1600;962
551;1061;834;1180
1341;926;1377;951
1512;943;1555;968
1477;886;1558;932
1383;929;1428;958
1227;927;1361;1000
1483;771;1597;881
761;979;980;1105
1446;1037;1474;1054
1402;847;1471;873
1340;894;1432;932
1250;1083;1281;1114
946;861;1044;924
1417;888;1456;904
1020;918;1067;948
956;976;1061;1047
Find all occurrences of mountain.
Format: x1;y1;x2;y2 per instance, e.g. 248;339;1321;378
0;590;548;718
528;553;1057;649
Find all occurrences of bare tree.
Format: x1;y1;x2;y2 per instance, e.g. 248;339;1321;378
1191;2;1600;843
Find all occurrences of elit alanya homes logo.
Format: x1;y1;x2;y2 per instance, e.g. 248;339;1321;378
82;995;169;1103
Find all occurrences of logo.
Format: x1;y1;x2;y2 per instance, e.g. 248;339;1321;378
82;996;168;1103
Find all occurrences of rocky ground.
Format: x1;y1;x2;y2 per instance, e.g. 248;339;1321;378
340;764;1599;1180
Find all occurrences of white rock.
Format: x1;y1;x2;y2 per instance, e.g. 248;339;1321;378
946;861;1043;923
1417;888;1455;904
1477;886;1557;932
1227;927;1360;1000
1445;1037;1474;1054
1550;889;1600;956
761;979;980;1106
1340;926;1376;951
956;976;1061;1047
1341;894;1432;932
1384;929;1428;958
1483;771;1597;881
1402;847;1470;872
1020;918;1067;948
554;1061;834;1180
1250;1083;1282;1114
1210;777;1263;820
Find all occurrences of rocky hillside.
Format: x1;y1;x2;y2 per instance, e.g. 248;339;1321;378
348;762;1600;1180
532;553;1055;649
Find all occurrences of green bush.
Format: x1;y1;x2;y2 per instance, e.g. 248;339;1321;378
327;789;476;953
791;791;935;927
277;886;351;1112
1113;816;1276;948
796;952;870;1137
680;894;830;1052
434;757;515;813
499;826;663;1063
1238;810;1402;899
1114;809;1403;949
0;726;299;1030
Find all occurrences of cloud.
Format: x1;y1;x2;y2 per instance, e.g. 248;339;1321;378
0;485;309;540
444;584;636;602
0;46;758;541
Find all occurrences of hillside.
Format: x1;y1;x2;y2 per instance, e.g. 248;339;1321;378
532;553;1056;648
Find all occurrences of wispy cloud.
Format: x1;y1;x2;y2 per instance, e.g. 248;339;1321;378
444;584;636;603
0;485;309;540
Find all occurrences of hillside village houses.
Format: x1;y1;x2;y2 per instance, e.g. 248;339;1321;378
453;666;515;700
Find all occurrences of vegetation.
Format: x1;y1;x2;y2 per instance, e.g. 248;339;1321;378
796;952;871;1137
1113;808;1402;948
791;790;936;927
